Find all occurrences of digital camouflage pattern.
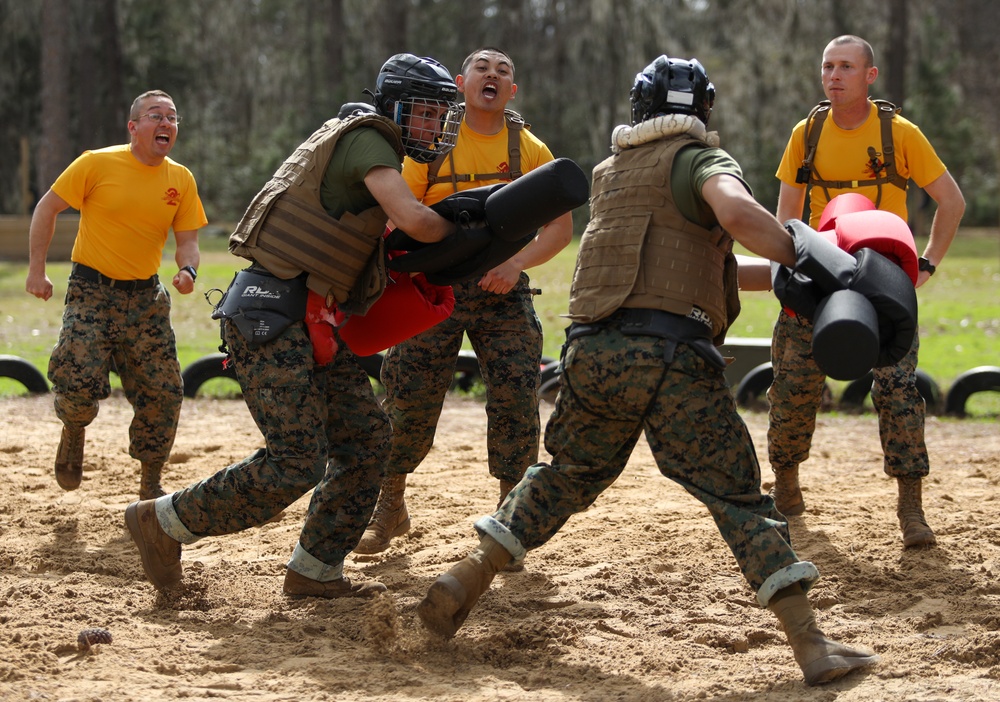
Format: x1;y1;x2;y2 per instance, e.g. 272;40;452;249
494;327;803;594
767;309;927;478
381;274;543;484
169;318;389;566
48;277;182;466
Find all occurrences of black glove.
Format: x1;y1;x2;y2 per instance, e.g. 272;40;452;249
430;184;501;227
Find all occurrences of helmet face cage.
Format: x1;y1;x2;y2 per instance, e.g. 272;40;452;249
394;98;462;164
373;54;461;163
630;55;716;126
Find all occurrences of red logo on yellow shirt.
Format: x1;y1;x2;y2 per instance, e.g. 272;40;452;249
163;188;181;206
498;162;510;174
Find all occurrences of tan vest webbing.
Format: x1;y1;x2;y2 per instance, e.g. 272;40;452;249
801;99;908;208
567;135;732;338
229;113;404;313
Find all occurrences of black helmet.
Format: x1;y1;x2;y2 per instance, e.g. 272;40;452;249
372;53;461;163
630;55;716;126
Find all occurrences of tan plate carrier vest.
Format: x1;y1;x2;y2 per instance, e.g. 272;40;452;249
229;113;405;315
568;134;735;341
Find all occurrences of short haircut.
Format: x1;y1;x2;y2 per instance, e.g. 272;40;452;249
827;35;875;67
129;90;175;120
461;47;514;77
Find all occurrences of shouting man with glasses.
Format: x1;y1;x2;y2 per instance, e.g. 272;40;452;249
26;89;207;501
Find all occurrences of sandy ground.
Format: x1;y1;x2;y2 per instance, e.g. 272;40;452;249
1;391;999;701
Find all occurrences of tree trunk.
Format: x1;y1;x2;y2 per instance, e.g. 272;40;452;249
38;0;73;196
77;0;125;150
885;0;908;107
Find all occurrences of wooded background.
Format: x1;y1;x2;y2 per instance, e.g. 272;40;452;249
2;0;997;232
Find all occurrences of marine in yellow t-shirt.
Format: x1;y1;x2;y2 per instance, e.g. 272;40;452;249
52;144;206;280
775;102;946;228
402;116;554;207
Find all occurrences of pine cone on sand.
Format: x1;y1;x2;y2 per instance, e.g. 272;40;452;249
77;627;113;650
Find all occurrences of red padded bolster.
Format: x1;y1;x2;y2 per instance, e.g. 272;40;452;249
338;271;455;357
818;192;876;232
834;210;918;285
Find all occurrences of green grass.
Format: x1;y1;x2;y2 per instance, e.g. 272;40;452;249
2;227;997;415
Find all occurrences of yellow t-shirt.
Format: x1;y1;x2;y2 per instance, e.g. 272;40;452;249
776;102;946;228
402;117;554;207
52;144;208;280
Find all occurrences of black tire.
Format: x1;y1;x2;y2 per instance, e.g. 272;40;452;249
944;366;1000;417
736;362;833;411
916;369;942;413
540;360;561;387
735;362;773;408
0;355;49;394
840;371;875;408
840;368;941;413
453;350;482;392
539;374;562;405
181;353;239;398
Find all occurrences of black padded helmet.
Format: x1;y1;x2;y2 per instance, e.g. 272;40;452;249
630;55;716;126
372;53;461;163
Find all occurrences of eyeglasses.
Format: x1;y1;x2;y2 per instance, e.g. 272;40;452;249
136;112;182;124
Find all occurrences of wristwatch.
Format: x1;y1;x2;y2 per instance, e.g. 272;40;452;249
918;257;936;276
180;265;198;281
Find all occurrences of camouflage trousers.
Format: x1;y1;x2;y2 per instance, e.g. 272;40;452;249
767;309;928;478
48;276;182;465
169;318;390;568
494;326;804;595
380;274;543;483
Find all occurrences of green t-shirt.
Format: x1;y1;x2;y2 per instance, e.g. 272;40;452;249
671;143;749;229
320;127;402;219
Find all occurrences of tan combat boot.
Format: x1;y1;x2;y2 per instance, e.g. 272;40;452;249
498;479;524;572
139;462;166;500
54;426;85;491
124;499;182;591
418;534;512;638
771;467;805;516
354;474;409;554
283;569;386;599
769;584;880;685
897;477;936;547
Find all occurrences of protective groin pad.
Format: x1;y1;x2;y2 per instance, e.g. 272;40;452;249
485;158;590;241
811;288;880;381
